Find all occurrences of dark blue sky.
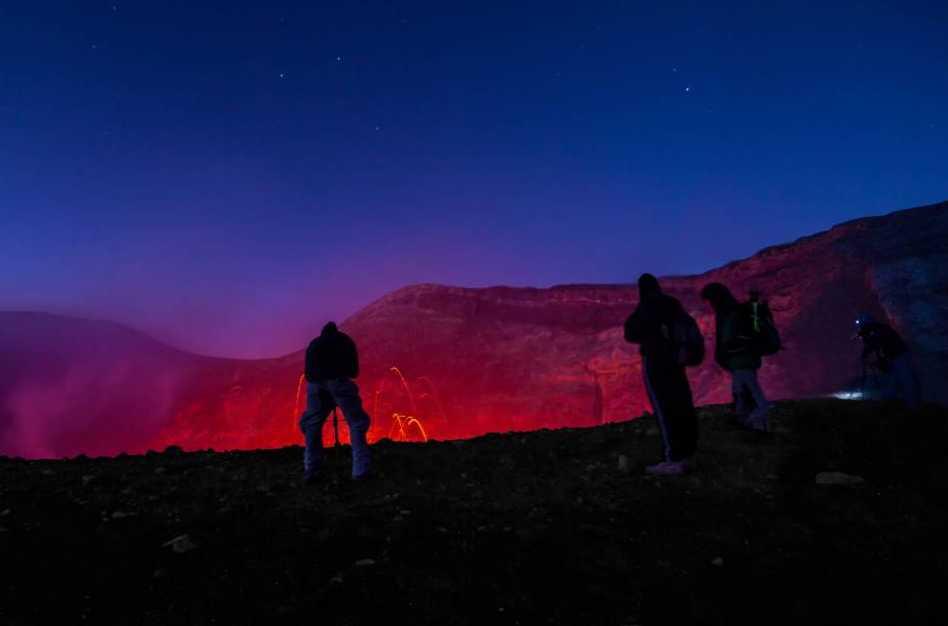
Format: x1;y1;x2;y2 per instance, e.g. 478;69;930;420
2;1;946;358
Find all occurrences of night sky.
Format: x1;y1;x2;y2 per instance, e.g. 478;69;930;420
2;1;946;358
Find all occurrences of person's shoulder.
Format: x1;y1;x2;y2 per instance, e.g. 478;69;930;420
728;301;750;318
660;293;684;312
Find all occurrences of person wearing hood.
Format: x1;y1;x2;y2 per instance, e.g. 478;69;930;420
854;313;920;409
700;282;771;432
624;273;699;475
299;322;372;482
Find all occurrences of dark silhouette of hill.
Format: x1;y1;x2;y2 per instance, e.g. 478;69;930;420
0;311;296;458
1;399;946;625
0;312;203;457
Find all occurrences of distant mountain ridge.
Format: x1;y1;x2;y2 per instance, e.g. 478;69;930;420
2;200;946;457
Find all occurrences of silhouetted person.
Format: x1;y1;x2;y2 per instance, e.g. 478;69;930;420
624;273;699;475
854;313;920;409
299;322;372;482
701;282;771;431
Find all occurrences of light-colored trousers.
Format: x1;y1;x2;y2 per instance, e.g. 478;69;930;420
732;369;770;429
299;378;371;478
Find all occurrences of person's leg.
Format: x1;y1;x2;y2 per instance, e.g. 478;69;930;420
737;369;770;430
644;361;695;466
892;354;921;410
879;365;900;401
643;359;672;463
666;366;698;461
327;378;372;478
731;371;750;425
731;370;755;428
298;383;334;479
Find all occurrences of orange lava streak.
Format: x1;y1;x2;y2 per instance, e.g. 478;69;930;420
404;416;428;442
389;412;429;442
293;373;306;417
388;366;418;415
388;413;405;440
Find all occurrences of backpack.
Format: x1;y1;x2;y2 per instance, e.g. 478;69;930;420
670;310;706;367
744;301;781;357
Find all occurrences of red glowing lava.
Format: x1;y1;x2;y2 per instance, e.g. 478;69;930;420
287;366;437;446
388;413;429;442
372;366;441;443
293;373;306;417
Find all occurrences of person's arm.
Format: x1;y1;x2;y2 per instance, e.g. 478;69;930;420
624;310;642;343
625;302;653;344
720;311;741;352
304;339;318;382
346;336;360;378
724;308;756;354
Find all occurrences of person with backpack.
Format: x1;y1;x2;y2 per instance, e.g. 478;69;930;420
854;313;920;409
700;283;774;432
624;273;702;475
299;322;372;483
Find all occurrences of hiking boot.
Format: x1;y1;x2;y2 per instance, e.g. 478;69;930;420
735;413;769;433
645;460;691;476
351;470;374;482
737;411;757;425
748;419;769;433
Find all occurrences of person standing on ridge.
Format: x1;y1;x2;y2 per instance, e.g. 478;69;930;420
700;282;772;432
299;322;372;483
624;273;702;475
854;313;920;409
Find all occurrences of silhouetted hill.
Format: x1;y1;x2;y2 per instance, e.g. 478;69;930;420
1;399;946;625
0;312;204;457
0;311;301;458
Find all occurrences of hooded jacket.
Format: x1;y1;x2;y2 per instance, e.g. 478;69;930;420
304;323;360;382
701;283;761;371
624;274;685;365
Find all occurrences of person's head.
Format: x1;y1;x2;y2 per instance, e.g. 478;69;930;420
321;321;339;336
700;282;737;313
637;273;662;298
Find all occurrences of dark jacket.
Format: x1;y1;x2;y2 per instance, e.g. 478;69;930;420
859;322;908;370
624;291;686;366
715;306;761;371
701;283;760;372
304;323;360;382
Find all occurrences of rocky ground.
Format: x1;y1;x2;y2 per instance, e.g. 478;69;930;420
2;399;947;625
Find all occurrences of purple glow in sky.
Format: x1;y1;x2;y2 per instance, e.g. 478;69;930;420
1;1;946;357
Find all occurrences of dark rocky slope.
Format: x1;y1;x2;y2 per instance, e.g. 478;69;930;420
2;399;947;625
